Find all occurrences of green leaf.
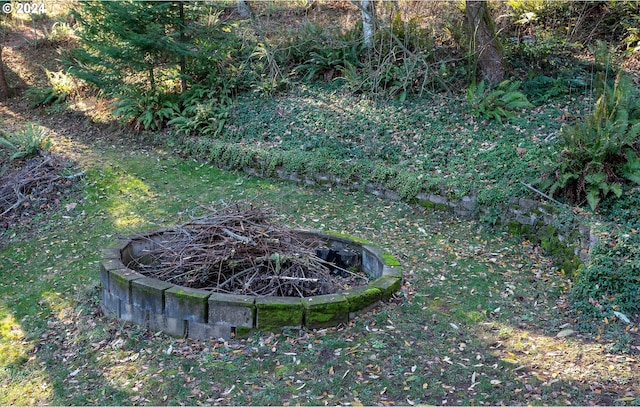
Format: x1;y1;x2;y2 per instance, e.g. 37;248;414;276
610;183;623;198
586;188;601;211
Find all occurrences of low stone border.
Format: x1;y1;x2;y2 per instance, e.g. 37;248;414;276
180;138;597;267
100;229;402;340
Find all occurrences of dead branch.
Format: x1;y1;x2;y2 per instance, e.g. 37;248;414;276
126;202;368;298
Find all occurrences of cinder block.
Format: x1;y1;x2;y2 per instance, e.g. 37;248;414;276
303;294;349;329
369;276;402;300
131;277;173;313
188;321;232;340
209;293;255;328
120;302;134;322
166;286;210;323
341;286;383;313
149;313;186;337
255;297;303;330
131;306;149;328
109;268;142;303
362;245;384;279
101;287;119;317
382;265;402;278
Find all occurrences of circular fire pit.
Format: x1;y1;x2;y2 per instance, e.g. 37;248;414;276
100;229;402;340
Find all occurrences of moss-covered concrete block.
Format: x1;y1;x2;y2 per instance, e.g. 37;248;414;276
341;286;383;313
131;277;173;313
108;268;142;304
303;293;349;329
209;293;255;328
166;286;210;323
382;265;402;278
255;297;303;330
369;276;402;300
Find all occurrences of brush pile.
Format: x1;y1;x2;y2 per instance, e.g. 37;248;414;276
126;202;366;297
0;153;83;230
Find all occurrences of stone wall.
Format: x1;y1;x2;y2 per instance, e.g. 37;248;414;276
100;230;402;340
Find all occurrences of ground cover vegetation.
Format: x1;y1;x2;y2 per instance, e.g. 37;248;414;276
1;0;640;404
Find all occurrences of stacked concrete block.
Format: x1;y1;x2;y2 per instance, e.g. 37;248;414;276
101;230;403;340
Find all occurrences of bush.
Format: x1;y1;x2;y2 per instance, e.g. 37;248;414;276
25;70;79;108
168;84;231;138
543;72;640;210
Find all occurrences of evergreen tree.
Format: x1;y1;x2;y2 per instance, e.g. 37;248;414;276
69;1;189;94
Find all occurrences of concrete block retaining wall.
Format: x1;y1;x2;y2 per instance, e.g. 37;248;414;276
183;139;597;264
265;168;595;263
101;230;402;340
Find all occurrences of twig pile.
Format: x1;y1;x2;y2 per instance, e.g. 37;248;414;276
0;153;83;227
126;202;367;297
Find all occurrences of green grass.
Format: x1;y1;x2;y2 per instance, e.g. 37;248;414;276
1;133;636;405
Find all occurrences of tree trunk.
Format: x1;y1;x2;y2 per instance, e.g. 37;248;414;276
361;0;375;49
465;0;504;84
0;45;12;100
238;0;253;19
178;0;187;93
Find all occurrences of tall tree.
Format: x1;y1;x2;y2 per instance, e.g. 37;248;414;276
465;0;504;84
0;45;12;100
0;11;13;100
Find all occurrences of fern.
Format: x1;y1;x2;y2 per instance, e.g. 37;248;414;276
467;80;532;123
544;72;640;210
0;125;51;160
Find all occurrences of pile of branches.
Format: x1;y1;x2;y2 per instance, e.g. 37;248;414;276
0;153;83;229
126;202;367;297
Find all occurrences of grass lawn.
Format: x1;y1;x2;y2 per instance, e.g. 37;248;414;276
1;102;639;405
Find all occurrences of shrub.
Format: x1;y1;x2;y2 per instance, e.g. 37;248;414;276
25;70;79;108
543;72;640;210
168;84;231;138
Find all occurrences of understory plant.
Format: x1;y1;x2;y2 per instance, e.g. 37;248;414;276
543;72;640;210
466;79;533;123
112;89;180;131
0;125;51;160
571;230;640;323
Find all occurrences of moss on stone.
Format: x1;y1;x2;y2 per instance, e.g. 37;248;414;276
506;222;582;275
416;199;450;211
255;297;304;330
323;230;371;244
234;326;253;338
342;286;383;312
369;276;402;300
381;253;401;266
303;294;348;329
